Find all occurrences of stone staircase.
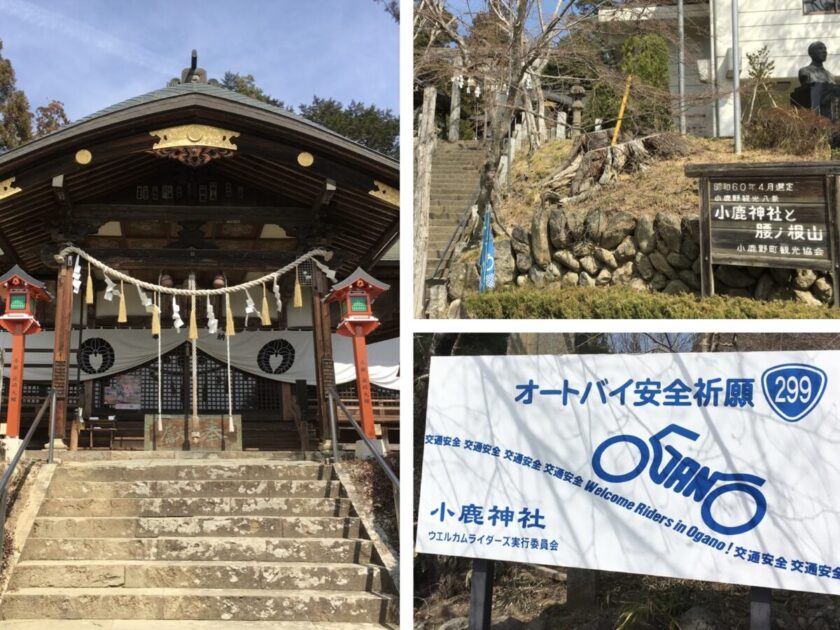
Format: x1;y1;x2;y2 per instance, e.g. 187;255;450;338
426;140;485;281
0;455;396;627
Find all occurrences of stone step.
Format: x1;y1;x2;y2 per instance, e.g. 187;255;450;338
48;479;343;499
21;537;374;563
10;560;384;591
430;188;477;196
0;621;394;629
430;172;483;179
30;516;361;539
0;588;397;623
38;497;353;518
429;226;463;235
429;193;477;200
57;461;333;482
31;451;310;462
432;159;484;165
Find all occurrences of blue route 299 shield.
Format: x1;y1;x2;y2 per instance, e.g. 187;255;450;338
761;363;827;423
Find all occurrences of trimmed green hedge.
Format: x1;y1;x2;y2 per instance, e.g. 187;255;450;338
463;285;840;319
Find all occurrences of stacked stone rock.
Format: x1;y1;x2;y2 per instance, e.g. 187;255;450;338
437;207;834;315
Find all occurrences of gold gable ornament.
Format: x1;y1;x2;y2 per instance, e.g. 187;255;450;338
149;124;239;168
368;180;398;207
0;177;22;201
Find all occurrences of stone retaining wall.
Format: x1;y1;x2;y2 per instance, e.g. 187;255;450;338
431;206;833;317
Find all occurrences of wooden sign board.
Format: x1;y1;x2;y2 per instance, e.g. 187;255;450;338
685;163;840;306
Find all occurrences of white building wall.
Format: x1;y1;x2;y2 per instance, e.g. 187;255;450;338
666;22;713;136
713;0;840;136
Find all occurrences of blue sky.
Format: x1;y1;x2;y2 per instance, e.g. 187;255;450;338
0;0;399;122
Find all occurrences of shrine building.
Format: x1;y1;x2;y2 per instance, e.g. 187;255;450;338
0;54;400;453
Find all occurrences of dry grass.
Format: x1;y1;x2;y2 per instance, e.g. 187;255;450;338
500;135;830;227
503;139;573;225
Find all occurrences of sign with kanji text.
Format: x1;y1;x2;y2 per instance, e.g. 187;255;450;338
707;176;830;269
685;162;840;305
416;351;840;595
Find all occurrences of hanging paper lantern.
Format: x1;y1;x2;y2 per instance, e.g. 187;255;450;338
261;283;271;326
117;280;128;323
293;267;302;308
85;262;94;305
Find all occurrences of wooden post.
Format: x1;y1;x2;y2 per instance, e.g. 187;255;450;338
611;74;633;146
698;177;715;298
468;558;494;630
5;334;25;438
310;266;335;442
350;331;375;438
50;260;74;446
414;85;437;317
281;382;294;421
557;111;567;139
448;64;462;143
749;586;771;629
831;176;840;307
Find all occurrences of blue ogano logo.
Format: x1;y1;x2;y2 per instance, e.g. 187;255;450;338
761;363;827;423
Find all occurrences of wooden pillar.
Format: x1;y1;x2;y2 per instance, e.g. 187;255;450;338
350;331;375;438
448;65;462;143
50;260;74;445
414;85;437;318
310;266;335;442
5;334;25;438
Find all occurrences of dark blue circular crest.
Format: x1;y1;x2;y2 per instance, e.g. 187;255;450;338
257;339;295;375
78;337;115;374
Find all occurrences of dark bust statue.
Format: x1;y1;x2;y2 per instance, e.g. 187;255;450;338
792;41;840;120
799;41;837;86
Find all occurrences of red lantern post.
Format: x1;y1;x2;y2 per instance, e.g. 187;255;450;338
0;266;52;438
324;268;389;439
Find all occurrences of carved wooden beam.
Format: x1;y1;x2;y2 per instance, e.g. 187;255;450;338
74;203;311;225
311;178;337;213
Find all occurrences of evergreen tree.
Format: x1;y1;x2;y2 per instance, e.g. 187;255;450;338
34;100;70;137
0;39;32;151
222;72;399;158
298;97;399;157
373;0;399;21
220;72;291;110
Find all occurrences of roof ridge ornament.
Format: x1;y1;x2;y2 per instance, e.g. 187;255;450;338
167;49;219;87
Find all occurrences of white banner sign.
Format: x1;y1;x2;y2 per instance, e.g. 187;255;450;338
0;330;399;389
417;351;840;595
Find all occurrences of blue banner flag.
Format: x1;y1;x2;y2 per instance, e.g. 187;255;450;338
479;207;495;292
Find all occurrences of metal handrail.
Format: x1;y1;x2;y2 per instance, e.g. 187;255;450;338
429;183;480;281
0;389;56;544
326;387;400;526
